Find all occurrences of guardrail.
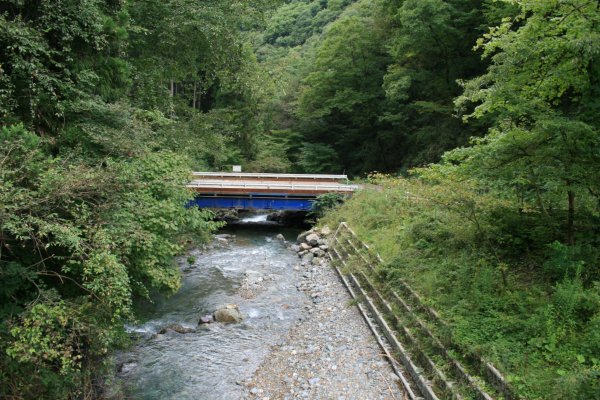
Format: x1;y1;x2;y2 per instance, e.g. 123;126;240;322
191;172;349;181
187;181;358;193
329;222;517;400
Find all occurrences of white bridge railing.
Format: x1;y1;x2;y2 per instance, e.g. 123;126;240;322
191;172;349;181
187;181;357;192
188;172;357;193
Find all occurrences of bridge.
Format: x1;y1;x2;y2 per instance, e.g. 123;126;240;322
187;172;357;211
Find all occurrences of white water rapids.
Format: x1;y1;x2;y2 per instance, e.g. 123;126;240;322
239;213;270;223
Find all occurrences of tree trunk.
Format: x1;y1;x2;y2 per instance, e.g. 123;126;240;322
567;181;575;245
170;80;174;97
193;82;197;110
376;135;389;170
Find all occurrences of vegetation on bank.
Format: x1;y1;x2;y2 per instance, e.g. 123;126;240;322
1;0;599;398
0;124;221;397
323;171;600;399
318;1;600;397
0;0;270;397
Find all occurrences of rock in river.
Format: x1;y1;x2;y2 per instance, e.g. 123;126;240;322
118;360;138;374
158;323;195;334
199;314;214;324
214;304;244;324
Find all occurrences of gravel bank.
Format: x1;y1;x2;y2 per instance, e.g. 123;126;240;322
243;253;405;400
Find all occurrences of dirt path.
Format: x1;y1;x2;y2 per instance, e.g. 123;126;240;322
242;253;405;400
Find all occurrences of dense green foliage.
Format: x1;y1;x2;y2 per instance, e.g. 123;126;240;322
0;0;272;397
308;192;346;220
314;2;600;397
324;171;600;399
252;0;520;174
2;0;599;398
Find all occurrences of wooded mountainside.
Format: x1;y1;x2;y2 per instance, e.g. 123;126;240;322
1;0;599;398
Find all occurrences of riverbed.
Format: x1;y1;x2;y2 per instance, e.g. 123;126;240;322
113;225;306;399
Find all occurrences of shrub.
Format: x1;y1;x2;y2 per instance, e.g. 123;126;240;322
0;125;220;398
321;173;600;399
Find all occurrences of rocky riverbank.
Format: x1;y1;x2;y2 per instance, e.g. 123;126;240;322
242;227;404;400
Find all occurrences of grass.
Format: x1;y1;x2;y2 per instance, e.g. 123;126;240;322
321;176;600;399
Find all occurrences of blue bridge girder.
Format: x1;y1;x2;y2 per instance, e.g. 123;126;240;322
188;193;317;211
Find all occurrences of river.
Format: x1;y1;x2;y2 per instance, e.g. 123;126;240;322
111;221;306;399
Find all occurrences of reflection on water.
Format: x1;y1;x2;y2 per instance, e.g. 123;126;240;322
114;228;305;400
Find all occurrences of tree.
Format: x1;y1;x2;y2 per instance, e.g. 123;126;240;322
453;0;600;247
380;0;495;168
0;0;270;397
0;0;129;135
297;2;391;174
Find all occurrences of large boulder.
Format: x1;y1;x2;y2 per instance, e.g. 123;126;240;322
320;225;332;236
267;211;281;222
310;248;326;258
297;230;313;244
213;209;239;223
276;211;309;226
305;233;320;246
215;237;229;246
214;304;243;324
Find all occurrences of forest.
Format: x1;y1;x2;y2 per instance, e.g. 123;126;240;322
0;0;599;398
